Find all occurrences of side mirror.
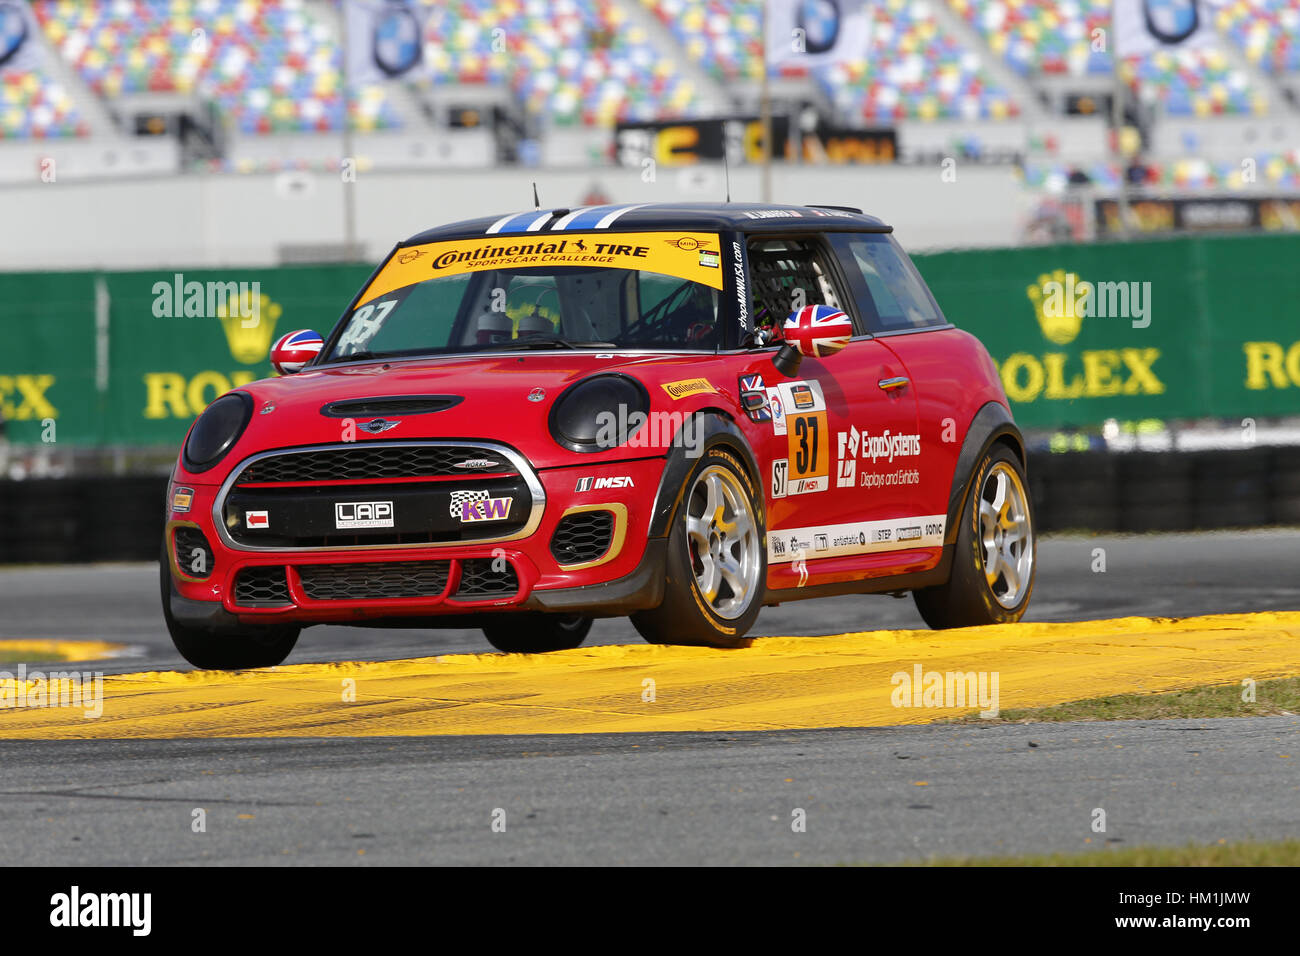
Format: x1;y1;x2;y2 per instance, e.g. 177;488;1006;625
772;306;852;377
270;330;323;374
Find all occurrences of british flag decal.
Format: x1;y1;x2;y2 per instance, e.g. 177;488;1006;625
738;373;771;422
783;305;853;359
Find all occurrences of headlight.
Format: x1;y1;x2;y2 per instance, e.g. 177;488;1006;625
184;393;252;472
548;374;649;453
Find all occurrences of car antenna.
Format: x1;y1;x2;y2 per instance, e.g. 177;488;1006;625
723;151;731;202
532;182;540;209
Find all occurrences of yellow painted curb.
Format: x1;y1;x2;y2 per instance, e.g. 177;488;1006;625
1;612;1299;739
0;639;126;663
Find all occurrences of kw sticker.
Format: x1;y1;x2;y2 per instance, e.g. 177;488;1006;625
768;516;946;564
450;491;513;523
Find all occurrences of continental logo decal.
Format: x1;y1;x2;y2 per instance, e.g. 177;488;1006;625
661;378;717;400
360;231;724;304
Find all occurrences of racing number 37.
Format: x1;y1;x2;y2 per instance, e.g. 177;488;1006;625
787;409;828;485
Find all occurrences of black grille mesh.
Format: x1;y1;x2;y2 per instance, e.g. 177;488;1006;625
173;527;213;579
233;566;290;606
550;511;615;566
298;561;450;601
237;446;514;483
456;559;519;597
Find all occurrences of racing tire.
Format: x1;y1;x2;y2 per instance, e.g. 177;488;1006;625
159;545;300;670
631;445;765;648
482;613;592;653
914;444;1036;629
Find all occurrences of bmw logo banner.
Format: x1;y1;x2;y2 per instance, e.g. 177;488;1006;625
1112;0;1215;58
342;0;427;86
0;0;46;72
764;0;869;68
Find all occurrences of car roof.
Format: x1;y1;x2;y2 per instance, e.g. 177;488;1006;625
403;202;892;245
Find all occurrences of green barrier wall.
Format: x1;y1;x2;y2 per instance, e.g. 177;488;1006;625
2;235;1298;444
912;233;1300;429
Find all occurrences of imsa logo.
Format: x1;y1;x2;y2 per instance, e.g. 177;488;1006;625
575;476;634;492
335;501;394;529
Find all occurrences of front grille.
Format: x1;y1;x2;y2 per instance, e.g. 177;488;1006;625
237;445;515;483
551;511;615;566
173;527;213;579
455;559;519;597
298;561;450;601
234;566;290;606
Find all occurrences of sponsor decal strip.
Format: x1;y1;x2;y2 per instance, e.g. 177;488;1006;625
767;515;947;564
359;230;725;304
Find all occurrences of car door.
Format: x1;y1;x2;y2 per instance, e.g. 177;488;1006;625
741;234;924;584
826;232;958;537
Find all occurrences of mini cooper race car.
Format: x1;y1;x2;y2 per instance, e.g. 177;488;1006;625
161;202;1036;668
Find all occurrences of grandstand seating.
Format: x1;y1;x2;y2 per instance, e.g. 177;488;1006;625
0;67;86;139
949;0;1269;116
420;0;700;126
0;0;1296;140
32;0;400;133
1020;150;1300;190
1216;0;1300;75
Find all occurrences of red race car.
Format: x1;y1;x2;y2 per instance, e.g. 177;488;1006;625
161;202;1035;668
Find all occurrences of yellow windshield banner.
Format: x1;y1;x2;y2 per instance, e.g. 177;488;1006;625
359;231;725;305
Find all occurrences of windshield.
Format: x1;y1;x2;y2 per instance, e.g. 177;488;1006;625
325;231;727;361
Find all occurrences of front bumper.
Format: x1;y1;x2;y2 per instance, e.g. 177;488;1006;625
166;444;667;626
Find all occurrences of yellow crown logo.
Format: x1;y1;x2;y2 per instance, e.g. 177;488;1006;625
1026;269;1085;346
218;289;283;364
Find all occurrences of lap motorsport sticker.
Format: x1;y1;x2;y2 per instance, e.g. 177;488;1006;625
769;380;828;496
768;516;947;563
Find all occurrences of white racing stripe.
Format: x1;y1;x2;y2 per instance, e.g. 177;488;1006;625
592;203;650;228
548;206;597;230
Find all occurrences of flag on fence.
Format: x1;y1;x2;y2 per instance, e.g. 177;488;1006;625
0;0;48;73
343;0;427;86
765;0;870;68
1112;0;1217;58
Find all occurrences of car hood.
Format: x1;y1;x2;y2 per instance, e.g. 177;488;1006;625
213;351;736;477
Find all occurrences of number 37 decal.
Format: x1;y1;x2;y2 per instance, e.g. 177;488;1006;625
770;381;829;498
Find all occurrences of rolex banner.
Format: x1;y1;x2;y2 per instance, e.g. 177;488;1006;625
0;265;372;445
1;237;1299;444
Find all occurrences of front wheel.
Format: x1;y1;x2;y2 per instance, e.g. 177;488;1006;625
631;446;765;648
482;613;592;653
160;545;300;670
914;444;1036;629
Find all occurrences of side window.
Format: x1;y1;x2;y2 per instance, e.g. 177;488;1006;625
746;236;852;338
829;233;946;332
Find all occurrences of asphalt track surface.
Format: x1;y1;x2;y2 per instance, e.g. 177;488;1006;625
1;530;1298;865
4;530;1300;672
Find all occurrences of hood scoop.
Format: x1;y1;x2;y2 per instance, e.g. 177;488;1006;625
320;395;463;418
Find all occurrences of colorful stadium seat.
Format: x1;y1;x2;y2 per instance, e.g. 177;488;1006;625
419;0;700;126
32;0;401;134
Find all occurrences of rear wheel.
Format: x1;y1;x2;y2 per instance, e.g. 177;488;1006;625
159;545;300;670
482;613;592;653
914;444;1035;629
631;446;765;648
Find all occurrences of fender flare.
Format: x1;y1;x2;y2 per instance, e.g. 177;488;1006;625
944;402;1026;546
648;410;763;539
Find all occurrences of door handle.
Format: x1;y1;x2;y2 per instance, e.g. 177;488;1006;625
878;376;909;391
